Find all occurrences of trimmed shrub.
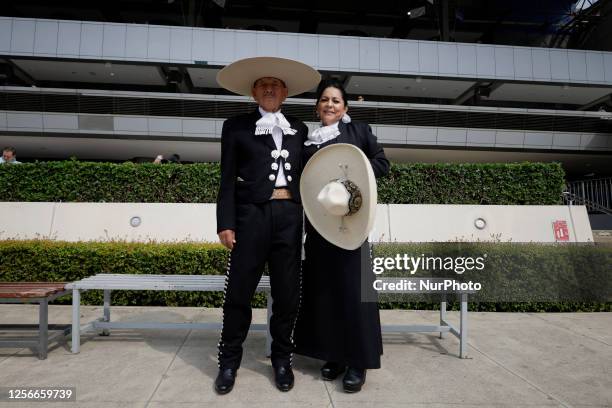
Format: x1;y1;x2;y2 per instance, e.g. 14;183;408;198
0;240;609;312
0;161;565;204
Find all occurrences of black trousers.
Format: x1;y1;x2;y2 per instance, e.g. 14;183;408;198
218;199;302;370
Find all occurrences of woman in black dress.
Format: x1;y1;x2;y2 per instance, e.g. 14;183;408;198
294;79;389;393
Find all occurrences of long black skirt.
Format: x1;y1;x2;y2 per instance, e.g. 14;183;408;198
294;221;383;369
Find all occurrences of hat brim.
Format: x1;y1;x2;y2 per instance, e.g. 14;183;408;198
216;56;321;97
300;143;377;251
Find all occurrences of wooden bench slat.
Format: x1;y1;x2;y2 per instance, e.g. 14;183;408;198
0;283;67;299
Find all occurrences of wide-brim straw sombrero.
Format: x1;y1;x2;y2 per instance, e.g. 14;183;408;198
300;143;377;250
216;56;321;97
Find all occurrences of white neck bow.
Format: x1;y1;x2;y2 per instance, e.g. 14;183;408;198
305;113;351;146
255;111;297;136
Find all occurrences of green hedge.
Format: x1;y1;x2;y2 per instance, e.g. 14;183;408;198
0;161;565;204
374;243;611;312
1;240;609;312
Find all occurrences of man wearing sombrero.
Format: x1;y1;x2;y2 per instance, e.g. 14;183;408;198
214;56;320;394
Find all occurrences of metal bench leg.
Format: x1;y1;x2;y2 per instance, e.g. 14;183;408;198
459;293;468;358
439;294;447;339
101;290;111;336
71;289;80;354
266;292;272;358
38;299;49;360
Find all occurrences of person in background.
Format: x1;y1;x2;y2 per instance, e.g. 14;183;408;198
0;147;21;164
153;153;181;164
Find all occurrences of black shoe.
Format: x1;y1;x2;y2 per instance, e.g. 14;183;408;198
214;368;236;394
321;362;346;381
273;365;294;392
342;367;366;393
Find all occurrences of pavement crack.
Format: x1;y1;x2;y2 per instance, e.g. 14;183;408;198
144;328;192;408
323;379;336;408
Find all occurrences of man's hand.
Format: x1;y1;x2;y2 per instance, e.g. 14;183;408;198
218;229;236;250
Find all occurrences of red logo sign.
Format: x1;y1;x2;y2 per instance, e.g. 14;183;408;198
553;220;570;242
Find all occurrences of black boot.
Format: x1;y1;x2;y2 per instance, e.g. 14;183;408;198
342;367;366;393
273;364;294;392
214;368;237;394
321;362;346;381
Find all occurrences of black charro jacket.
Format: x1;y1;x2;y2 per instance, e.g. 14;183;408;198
216;109;308;233
334;120;389;179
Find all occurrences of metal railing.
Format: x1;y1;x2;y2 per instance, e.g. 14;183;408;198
564;178;612;215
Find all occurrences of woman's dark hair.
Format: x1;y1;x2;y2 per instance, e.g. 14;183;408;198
315;79;348;107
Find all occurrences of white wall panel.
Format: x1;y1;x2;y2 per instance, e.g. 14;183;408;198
192;29;214;63
496;130;524;146
170;27;192;61
3;18;612;86
125;25;148;59
399;41;419;74
34;20;58;56
57;21;81;56
256;32;278;57
7;112;43;129
418;42;438;73
318;36;339;69
553;133;581;148
476;46;495;77
298;35;317;66
438;43;457;75
148;118;181;133
604;53;612;82
360;38;380;72
235;31;257;60
437;128;466;145
406;127;436;144
0;18;12;53
43;114;78;130
11;19;35;54
550;50;570;81
102;24;126;59
568;50;587;81
532;48;551;80
524;132;553;147
114;116;148;132
494;46;514;78
380;39;399;73
182;119;216;134
379;39;400;73
377;126;406;143
147;26;170;61
79;23;104;57
586;52;605;82
457;44;477;76
513;47;533;79
277;34;299;62
213;30;234;64
467;129;495;146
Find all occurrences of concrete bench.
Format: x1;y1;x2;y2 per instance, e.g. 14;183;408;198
0;282;71;359
67;274;471;358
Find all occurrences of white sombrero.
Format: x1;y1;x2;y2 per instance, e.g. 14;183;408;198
216;56;321;97
300;143;377;251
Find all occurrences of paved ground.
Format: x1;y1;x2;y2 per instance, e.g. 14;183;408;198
0;305;610;408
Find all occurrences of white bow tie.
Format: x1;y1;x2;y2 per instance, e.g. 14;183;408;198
305;114;351;146
255;112;297;136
